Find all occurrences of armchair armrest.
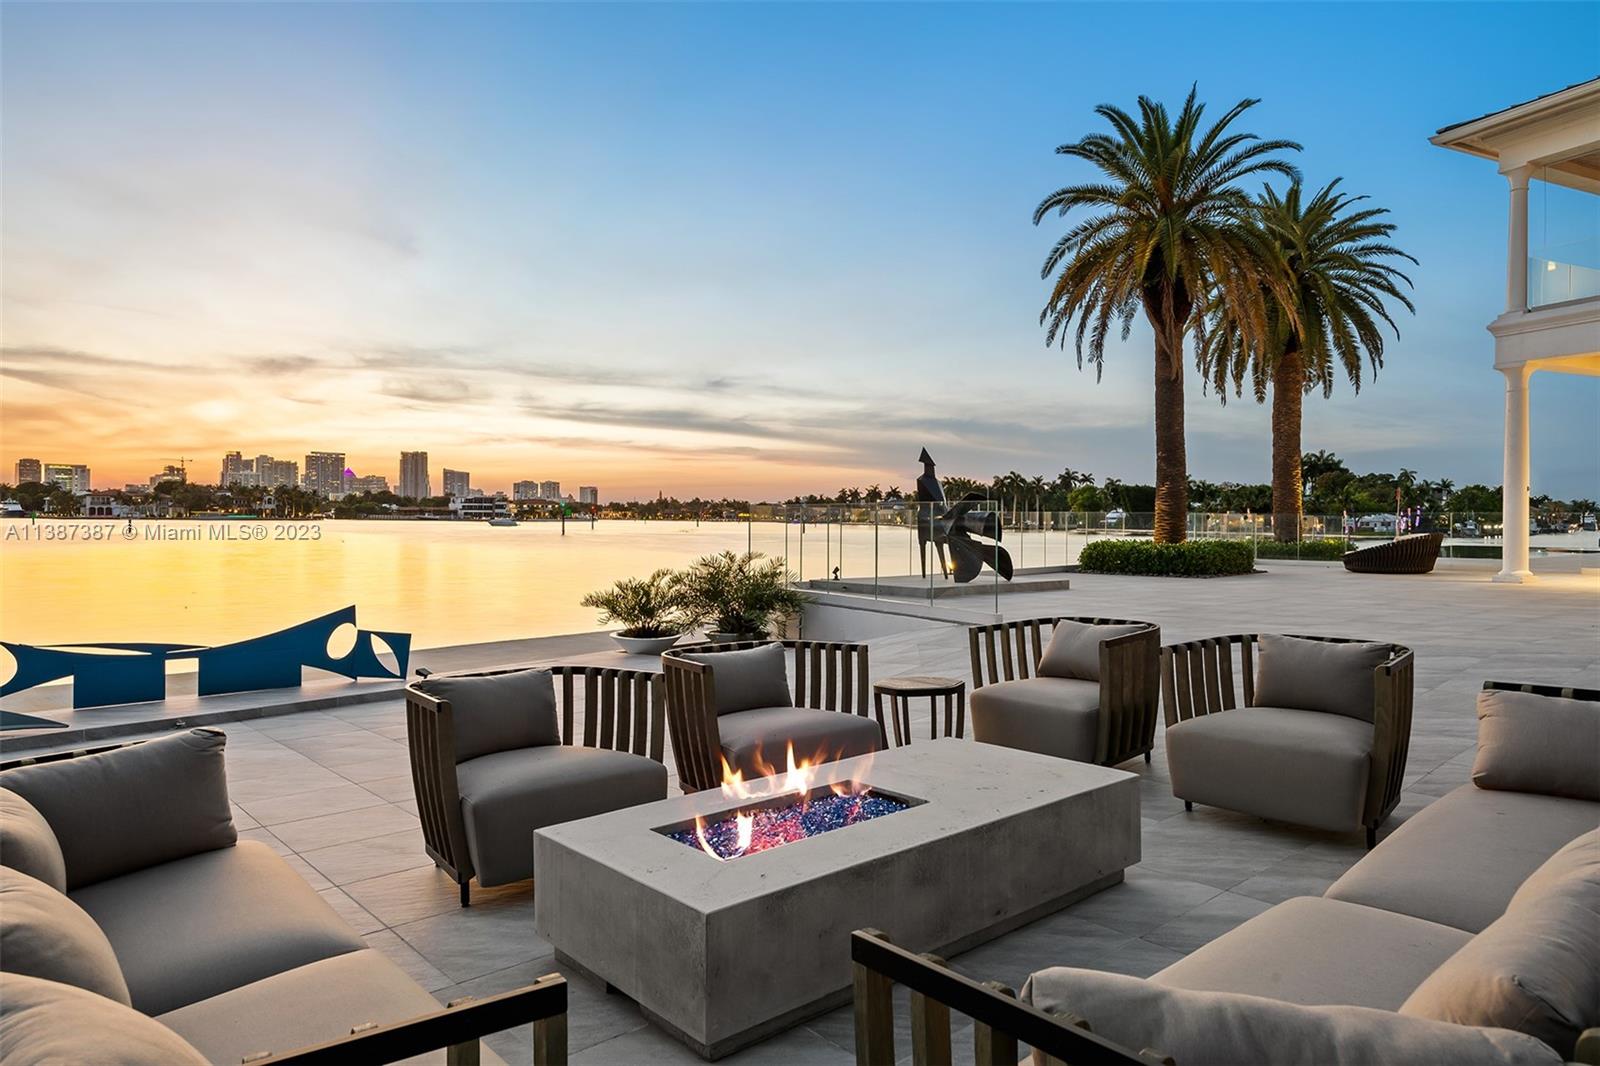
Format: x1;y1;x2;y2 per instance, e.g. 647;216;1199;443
403;684;474;893
1364;646;1415;836
661;652;725;792
255;973;567;1066
1096;626;1161;765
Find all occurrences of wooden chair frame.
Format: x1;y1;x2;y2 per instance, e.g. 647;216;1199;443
968;617;1161;767
1159;634;1414;848
850;929;1160;1066
1342;532;1444;574
661;638;873;793
405;664;666;905
258;973;568;1066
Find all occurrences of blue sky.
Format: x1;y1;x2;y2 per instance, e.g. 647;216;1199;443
2;2;1596;499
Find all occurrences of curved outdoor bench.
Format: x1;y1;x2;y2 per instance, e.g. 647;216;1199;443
1343;532;1444;574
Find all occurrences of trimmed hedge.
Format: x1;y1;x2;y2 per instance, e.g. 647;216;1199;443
1252;538;1348;561
1078;539;1255;577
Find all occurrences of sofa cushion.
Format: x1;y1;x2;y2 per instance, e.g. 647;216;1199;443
158;949;441;1065
458;745;667;886
1400;840;1600;1056
678;643;793;715
416;668;560;762
0;973;208;1066
1325;784;1598;932
1152;896;1472;1011
1036;620;1145;682
0;729;237;891
0;868;131;1005
0;788;66;892
1510;829;1599;910
1165;707;1372;831
1473;688;1600;801
1022;966;1562;1066
716;705;882;779
970;677;1102;762
1253;634;1392;722
70;839;365;1015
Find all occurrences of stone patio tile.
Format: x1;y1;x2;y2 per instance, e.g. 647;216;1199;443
441;961;648;1061
237;781;389;825
317;886;384;935
271;802;419;852
363;929;454;992
392;899;551;985
1142;891;1274;954
227;764;351;802
1057;868;1223;935
1230;853;1359;907
300;827;432;885
362;772;419;802
340;864;496;926
327;753;417;782
571;1017;851;1066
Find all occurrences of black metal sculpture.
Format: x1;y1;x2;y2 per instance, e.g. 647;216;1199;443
914;448;1014;584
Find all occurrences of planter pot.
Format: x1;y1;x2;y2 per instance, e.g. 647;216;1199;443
612;633;684;655
708;631;770;644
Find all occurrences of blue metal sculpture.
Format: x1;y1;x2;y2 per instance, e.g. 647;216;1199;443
0;607;410;710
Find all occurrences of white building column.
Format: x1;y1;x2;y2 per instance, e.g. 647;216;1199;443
1494;363;1534;583
1504;164;1535;313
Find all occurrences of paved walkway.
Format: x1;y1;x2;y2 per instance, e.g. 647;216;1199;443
31;558;1600;1063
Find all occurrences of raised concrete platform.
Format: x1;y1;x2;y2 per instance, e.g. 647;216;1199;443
805;566;1072;601
533;741;1139;1058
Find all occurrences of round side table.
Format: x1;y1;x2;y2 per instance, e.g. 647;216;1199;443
873;676;966;747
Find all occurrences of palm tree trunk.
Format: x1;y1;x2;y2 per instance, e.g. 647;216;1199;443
1152;318;1189;543
1270;345;1306;543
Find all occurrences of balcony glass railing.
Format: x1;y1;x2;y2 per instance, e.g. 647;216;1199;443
1529;256;1600;307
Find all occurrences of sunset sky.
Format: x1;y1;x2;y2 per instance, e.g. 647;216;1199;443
2;2;1597;500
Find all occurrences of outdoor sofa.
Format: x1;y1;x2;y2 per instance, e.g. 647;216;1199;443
852;680;1600;1066
406;663;670;905
1161;632;1413;847
1343;531;1445;573
0;729;567;1064
662;639;883;792
967;616;1161;767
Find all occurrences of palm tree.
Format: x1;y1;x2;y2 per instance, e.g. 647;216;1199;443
1201;181;1414;541
1036;88;1299;542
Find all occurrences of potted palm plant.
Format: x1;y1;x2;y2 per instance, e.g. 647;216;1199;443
581;568;688;654
678;551;808;642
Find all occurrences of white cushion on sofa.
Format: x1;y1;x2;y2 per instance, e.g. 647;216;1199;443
1472;688;1600;801
1022;966;1562;1066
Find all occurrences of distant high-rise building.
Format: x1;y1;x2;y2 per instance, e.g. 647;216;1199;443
256;455;299;489
512;480;540;501
578;486;599;506
399;451;430;499
221;451;254;487
345;474;389;494
14;458;42;484
443;469;471;499
303;452;346;496
540;480;560;501
44;463;91;494
149;464;186;488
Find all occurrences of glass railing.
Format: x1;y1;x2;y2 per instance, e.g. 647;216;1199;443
1529;256;1600;307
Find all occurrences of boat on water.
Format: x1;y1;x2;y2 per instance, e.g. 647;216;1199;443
1;500;24;518
488;516;518;527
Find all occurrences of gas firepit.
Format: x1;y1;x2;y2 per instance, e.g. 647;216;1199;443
534;742;1140;1059
660;783;917;860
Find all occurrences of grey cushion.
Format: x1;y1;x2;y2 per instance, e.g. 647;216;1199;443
71;839;365;1015
159;949;441;1065
1153;896;1472;1011
1253;634;1392;722
0;788;66;893
1326;783;1599;932
458;745;667;886
1401;836;1600;1056
0;867;131;1005
1022;966;1562;1066
416;668;560;762
1165;707;1373;831
0;972;209;1066
0;729;237;891
1510;829;1599;909
716;705;882;779
970;677;1102;762
678;643;793;715
1473;688;1600;801
1036;620;1145;682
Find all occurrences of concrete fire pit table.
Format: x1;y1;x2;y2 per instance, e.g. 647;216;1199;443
532;739;1140;1059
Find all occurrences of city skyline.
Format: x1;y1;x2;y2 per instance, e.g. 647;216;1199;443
2;4;1597;499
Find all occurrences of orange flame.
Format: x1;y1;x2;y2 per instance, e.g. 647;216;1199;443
692;741;874;861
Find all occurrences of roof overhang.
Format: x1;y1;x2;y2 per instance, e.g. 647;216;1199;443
1431;77;1600;192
